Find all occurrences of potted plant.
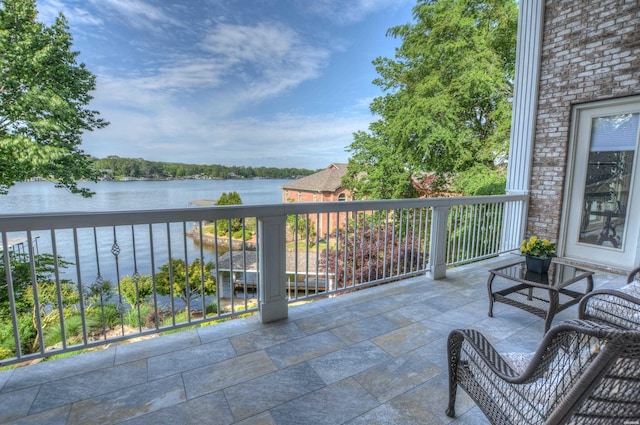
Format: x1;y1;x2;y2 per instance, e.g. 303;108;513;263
520;236;556;273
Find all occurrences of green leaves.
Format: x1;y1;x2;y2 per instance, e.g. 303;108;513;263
0;0;108;196
216;191;243;206
154;258;216;306
345;0;517;199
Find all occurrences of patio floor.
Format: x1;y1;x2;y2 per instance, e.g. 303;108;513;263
0;255;629;425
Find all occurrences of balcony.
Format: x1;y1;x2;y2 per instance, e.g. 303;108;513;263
0;256;628;424
8;194;622;423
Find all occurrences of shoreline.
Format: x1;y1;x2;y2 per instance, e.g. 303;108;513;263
188;229;257;251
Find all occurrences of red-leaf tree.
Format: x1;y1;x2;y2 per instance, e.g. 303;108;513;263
319;210;428;289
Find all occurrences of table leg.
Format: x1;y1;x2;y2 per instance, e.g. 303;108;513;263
585;275;594;294
487;272;496;317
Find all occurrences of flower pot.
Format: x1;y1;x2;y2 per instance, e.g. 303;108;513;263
525;255;552;274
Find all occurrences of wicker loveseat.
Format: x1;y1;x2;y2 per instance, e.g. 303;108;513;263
578;265;640;330
446;319;640;424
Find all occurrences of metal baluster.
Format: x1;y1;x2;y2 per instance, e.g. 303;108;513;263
50;230;68;351
26;231;45;355
2;232;22;360
131;225;142;332
149;223;159;330
111;227;125;336
166;222;176;327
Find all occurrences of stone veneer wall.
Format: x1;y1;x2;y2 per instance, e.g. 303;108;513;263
528;0;640;242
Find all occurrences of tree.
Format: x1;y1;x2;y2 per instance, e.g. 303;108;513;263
0;0;108;197
286;214;316;241
217;191;242;206
154;258;216;312
120;274;154;308
0;252;78;352
216;191;243;235
0;252;76;318
343;0;517;199
319;212;427;288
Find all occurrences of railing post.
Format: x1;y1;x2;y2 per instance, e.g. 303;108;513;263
501;199;529;252
257;215;288;322
429;205;448;279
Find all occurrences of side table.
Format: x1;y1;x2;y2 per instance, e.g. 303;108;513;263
487;259;594;332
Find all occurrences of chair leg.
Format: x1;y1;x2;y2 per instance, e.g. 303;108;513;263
446;404;456;418
446;370;459;417
446;331;462;418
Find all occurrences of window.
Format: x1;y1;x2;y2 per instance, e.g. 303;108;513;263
579;113;637;248
562;96;640;269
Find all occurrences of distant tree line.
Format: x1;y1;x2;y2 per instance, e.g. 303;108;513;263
92;156;317;180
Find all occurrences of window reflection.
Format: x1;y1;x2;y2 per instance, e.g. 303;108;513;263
579;114;637;248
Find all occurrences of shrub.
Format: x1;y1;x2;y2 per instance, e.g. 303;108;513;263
0;314;40;356
124;304;153;328
43;313;104;348
86;303;121;329
102;304;122;327
0;346;13;361
206;302;218;315
120;274;154;307
145;306;170;329
0;320;17;359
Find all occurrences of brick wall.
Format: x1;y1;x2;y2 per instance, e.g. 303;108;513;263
281;189;352;236
528;0;640;241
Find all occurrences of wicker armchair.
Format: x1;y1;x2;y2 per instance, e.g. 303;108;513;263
446;320;640;424
578;265;640;330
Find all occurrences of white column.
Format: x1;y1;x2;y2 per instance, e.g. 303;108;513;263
502;0;545;249
257;215;288;322
429;205;449;280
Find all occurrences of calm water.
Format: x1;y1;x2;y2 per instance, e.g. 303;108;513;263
0;179;290;286
0;179;290;214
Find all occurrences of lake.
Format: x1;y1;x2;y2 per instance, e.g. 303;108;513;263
0;179;290;214
0;179;291;286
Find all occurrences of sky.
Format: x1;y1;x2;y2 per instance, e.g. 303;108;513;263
36;0;416;170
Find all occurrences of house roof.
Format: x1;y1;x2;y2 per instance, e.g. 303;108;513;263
216;250;258;272
281;163;348;192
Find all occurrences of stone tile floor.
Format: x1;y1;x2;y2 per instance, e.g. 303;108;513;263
0;255;628;424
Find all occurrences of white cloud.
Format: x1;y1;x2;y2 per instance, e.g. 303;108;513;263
89;0;181;30
135;60;227;92
47;0;405;168
93;21;330;113
38;0;103;26
201;23;330;102
203;22;296;64
84;96;369;168
296;0;411;25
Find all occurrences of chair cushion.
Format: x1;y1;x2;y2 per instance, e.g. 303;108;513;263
498;339;603;414
584;283;640;329
620;281;640;298
502;352;533;374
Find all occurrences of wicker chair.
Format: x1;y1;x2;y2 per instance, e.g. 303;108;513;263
578;265;640;330
446;319;640;424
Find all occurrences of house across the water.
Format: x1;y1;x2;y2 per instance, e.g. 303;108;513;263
281;163;352;237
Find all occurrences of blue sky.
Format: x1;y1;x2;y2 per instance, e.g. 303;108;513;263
36;0;415;170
